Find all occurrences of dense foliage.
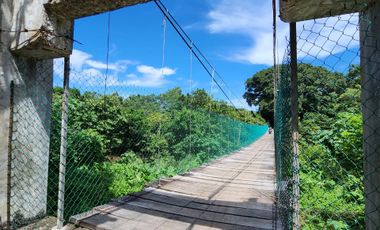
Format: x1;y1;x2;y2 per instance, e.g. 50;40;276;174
245;64;363;228
47;87;267;219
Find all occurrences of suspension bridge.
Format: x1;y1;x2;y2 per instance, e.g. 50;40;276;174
0;0;379;229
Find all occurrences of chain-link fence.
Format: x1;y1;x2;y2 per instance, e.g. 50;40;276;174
297;13;363;229
6;56;268;230
8;58;55;228
45;63;268;224
5;9;269;230
275;2;380;229
274;47;293;229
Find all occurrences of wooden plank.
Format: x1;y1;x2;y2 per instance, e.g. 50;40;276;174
142;188;273;211
188;172;275;183
280;0;374;22
123;199;273;229
195;167;275;174
132;193;273;219
79;205;173;229
169;175;275;190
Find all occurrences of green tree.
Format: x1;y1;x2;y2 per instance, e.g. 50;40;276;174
244;64;348;125
244;67;274;126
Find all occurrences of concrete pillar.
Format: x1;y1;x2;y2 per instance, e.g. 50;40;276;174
0;33;53;228
0;0;70;226
0;30;12;228
360;1;380;229
8;57;53;227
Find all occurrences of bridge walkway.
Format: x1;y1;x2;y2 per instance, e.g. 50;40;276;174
71;134;277;230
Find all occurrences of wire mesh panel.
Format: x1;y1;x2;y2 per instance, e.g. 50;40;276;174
46;64;269;222
9;58;55;228
274;48;293;229
296;13;364;229
275;3;380;227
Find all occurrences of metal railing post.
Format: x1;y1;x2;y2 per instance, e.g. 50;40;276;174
7;81;15;229
290;22;300;230
57;57;70;229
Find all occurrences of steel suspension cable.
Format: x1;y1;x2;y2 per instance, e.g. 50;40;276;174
161;13;167;73
154;0;241;112
104;12;111;96
155;1;245;109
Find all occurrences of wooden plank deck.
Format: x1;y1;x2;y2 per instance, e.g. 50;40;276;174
71;134;277;230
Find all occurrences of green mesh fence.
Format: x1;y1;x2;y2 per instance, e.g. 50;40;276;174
7;65;267;229
274;50;293;229
275;2;380;229
44;78;268;222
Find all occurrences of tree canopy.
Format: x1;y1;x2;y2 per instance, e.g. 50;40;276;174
244;64;360;126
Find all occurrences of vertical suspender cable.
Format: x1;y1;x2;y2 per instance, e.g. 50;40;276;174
208;69;215;157
158;13;167;156
104;12;111;96
155;0;245;109
161;13;167;72
154;0;239;111
189;42;193;156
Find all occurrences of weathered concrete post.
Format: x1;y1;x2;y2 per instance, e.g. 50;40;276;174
360;1;380;228
0;0;73;226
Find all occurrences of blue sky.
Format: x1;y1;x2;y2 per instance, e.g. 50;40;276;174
53;0;360;111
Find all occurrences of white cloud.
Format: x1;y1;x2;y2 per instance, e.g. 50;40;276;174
206;0;285;65
123;65;176;87
207;1;270;34
85;60;113;70
71;49;92;70
54;49;176;88
206;1;359;66
86;60;133;72
70;49;132;72
138;65;175;77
